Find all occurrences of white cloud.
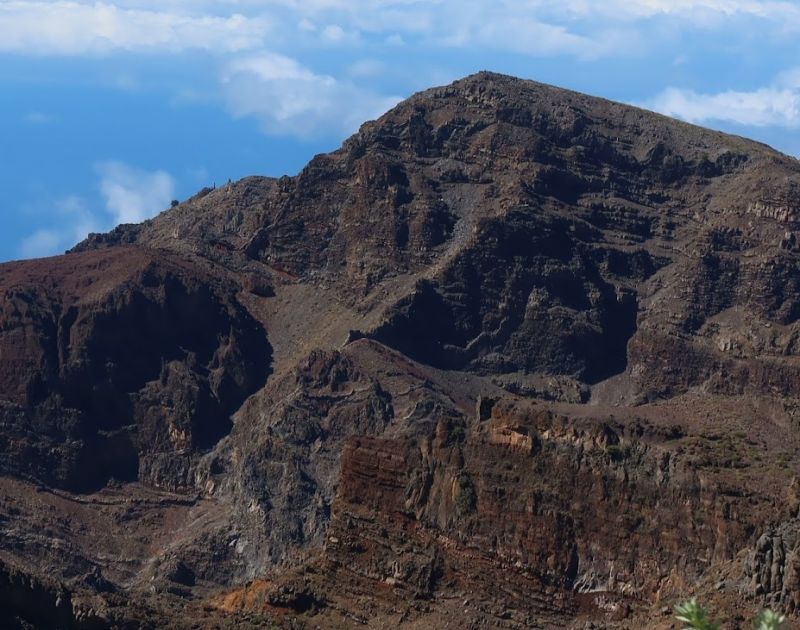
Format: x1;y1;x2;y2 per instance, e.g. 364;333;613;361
1;0;797;59
608;0;799;19
220;53;401;137
18;195;101;259
441;16;634;60
19;229;63;259
188;0;800;36
544;0;799;23
262;1;617;56
321;24;347;41
0;1;270;55
18;164;175;259
18;162;175;258
96;162;176;224
648;70;800;127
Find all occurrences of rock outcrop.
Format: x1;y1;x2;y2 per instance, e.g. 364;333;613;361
0;247;270;491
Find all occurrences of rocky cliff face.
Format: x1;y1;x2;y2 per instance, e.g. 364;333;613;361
2;72;800;627
0;247;270;492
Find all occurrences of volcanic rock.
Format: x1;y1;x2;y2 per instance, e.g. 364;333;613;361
2;72;800;627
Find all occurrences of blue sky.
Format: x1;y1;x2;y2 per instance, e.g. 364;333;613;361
1;1;799;262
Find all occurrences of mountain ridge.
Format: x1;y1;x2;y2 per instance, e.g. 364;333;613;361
2;72;800;627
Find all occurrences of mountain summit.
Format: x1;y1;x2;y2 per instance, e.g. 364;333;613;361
3;73;800;627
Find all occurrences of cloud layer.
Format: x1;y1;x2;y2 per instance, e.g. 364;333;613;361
221;54;400;136
4;0;797;58
97;161;176;224
649;69;800;128
0;1;269;55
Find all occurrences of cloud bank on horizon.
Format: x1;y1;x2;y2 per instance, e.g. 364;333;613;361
2;0;799;259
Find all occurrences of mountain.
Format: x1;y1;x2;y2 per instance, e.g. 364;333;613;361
3;71;800;628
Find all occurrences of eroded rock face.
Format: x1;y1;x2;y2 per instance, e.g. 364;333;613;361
747;519;800;614
305;399;764;623
0;558;107;629
0;248;270;491
73;74;800;401
2;72;800;627
370;213;644;381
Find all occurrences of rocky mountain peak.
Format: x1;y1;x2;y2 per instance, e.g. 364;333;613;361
4;74;800;627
